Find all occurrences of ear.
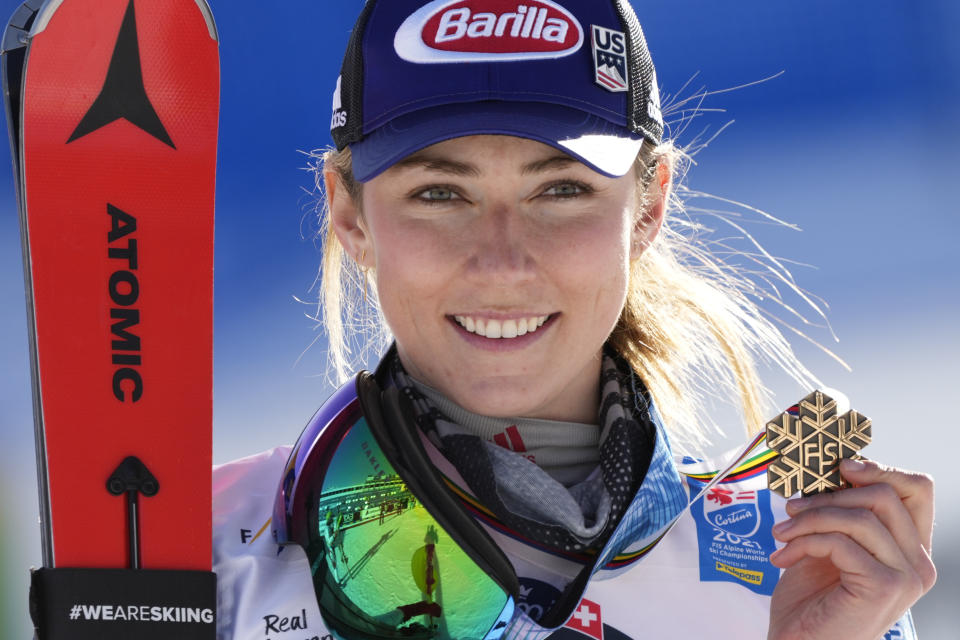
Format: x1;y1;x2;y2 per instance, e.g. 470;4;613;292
325;169;373;268
630;160;671;260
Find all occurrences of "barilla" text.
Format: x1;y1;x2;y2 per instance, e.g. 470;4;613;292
433;5;570;43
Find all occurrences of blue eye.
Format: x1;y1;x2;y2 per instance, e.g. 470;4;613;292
543;182;589;198
418;186;458;201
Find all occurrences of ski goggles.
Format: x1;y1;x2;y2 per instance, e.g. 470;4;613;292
272;365;518;639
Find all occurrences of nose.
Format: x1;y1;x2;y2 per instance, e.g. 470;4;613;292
465;202;535;282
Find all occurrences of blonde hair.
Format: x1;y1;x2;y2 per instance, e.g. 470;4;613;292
308;140;819;453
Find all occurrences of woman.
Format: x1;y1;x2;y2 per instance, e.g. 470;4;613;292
213;1;936;638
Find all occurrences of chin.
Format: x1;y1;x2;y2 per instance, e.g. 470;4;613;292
456;385;548;420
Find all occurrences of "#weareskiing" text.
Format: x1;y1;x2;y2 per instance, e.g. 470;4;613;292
68;603;214;623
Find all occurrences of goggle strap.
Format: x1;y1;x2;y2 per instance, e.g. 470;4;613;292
357;371;520;598
538;561;593;628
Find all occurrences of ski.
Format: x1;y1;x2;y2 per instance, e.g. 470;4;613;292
3;0;219;636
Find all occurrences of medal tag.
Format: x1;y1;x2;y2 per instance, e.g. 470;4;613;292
765;390;872;497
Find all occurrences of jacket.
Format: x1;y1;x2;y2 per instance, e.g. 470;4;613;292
212;425;916;639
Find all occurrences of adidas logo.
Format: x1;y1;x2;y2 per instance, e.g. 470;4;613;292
330;75;347;129
493;425;535;462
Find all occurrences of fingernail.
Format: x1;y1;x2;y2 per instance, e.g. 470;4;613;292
772;520;793;535
841;458;866;471
787;497;809;510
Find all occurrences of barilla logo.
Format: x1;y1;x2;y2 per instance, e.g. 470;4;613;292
395;0;584;63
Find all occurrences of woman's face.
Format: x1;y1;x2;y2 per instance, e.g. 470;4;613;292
331;135;661;423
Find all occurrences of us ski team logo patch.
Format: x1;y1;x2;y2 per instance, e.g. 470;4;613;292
591;25;627;92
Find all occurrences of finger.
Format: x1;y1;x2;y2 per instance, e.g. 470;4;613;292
839;458;935;550
770;533;925;630
785;483;930;580
773;506;908;573
769;532;925;602
770;532;904;584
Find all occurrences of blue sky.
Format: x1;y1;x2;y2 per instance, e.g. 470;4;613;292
1;0;958;636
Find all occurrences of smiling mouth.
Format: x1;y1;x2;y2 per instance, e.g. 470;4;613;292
452;314;551;339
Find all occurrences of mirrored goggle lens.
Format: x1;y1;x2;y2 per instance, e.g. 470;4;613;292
298;415;513;639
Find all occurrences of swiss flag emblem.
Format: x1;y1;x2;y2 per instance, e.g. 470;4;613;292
564;597;604;640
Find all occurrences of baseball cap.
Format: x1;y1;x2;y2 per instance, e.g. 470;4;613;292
330;0;664;182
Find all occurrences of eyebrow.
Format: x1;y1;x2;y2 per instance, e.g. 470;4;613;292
391;154;479;177
391;151;579;177
520;154;579;175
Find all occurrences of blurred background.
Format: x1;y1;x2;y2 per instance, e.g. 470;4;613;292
1;0;957;637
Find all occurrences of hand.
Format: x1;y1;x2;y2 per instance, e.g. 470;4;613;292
767;458;936;640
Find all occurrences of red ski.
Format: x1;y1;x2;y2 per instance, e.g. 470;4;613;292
3;0;219;639
3;0;218;635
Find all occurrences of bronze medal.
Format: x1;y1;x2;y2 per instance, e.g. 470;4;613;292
765;390;872;498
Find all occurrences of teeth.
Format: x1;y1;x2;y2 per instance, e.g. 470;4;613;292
455;314;550;339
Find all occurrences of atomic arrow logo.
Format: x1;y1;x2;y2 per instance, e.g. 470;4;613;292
68;0;174;148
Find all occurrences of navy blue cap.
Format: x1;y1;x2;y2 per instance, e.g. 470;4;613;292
330;0;663;182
